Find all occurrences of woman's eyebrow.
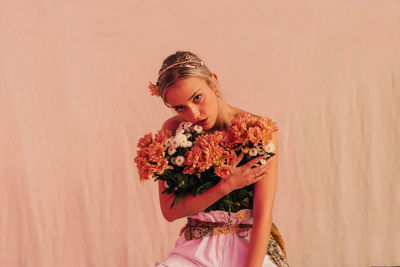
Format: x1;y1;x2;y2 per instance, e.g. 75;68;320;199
172;89;202;108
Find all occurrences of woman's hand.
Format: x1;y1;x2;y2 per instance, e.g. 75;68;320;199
219;153;273;194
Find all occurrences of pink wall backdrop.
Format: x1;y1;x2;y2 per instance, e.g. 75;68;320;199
1;1;399;266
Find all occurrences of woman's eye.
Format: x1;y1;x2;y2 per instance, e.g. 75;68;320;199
175;106;184;111
193;94;202;102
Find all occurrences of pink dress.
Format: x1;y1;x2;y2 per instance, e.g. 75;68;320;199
155;209;278;267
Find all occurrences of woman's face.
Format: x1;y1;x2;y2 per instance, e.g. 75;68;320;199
165;76;219;130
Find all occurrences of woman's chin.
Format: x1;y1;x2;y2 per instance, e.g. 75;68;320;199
202;122;215;131
200;120;211;129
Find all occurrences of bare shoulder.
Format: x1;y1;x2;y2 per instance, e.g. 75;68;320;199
233;107;278;139
232;107;269;120
162;115;183;132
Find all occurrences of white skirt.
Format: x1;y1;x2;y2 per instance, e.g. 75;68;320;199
155;209;278;267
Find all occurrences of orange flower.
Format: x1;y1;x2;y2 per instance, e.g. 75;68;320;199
183;131;236;179
137;133;153;149
229;113;278;148
148;81;160;96
154;128;172;144
134;129;172;183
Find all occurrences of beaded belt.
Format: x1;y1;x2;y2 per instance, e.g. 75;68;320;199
179;217;252;240
179;217;289;267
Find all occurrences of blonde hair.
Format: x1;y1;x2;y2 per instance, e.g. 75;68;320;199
156;51;217;107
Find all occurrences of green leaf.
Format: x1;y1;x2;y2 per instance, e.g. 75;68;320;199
170;195;181;209
223;199;234;205
162;188;175;194
196;182;214;194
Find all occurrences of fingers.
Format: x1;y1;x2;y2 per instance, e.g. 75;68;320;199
254;171;267;180
255;173;267;182
246;170;267;186
254;157;271;167
229;154;274;189
249;157;272;175
233;152;244;167
261;158;272;168
244;155;267;169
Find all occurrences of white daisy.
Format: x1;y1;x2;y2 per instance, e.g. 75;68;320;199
165;137;173;147
176;128;185;135
179;138;188;147
249;147;258;157
175;123;185;135
175;156;185;166
257;146;265;155
183;122;193;131
174;134;187;147
171;139;178;148
264;142;275;153
168;147;176;155
193;125;203;134
185;141;193;148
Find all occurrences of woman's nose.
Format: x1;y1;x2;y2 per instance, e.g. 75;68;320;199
186;105;200;121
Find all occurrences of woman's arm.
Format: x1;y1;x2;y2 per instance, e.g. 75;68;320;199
246;131;279;267
158;153;271;222
158;117;272;222
158;178;229;222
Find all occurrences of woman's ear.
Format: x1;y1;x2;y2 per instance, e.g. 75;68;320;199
209;73;220;92
210;73;219;82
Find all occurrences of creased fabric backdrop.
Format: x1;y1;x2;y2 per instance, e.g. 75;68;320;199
0;1;399;266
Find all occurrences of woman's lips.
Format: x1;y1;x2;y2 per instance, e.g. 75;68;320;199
196;118;208;126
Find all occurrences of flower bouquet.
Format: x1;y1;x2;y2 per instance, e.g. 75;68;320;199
134;113;278;213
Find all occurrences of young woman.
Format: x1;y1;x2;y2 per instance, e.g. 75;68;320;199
149;51;289;267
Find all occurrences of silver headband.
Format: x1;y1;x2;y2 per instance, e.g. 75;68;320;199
158;60;204;80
